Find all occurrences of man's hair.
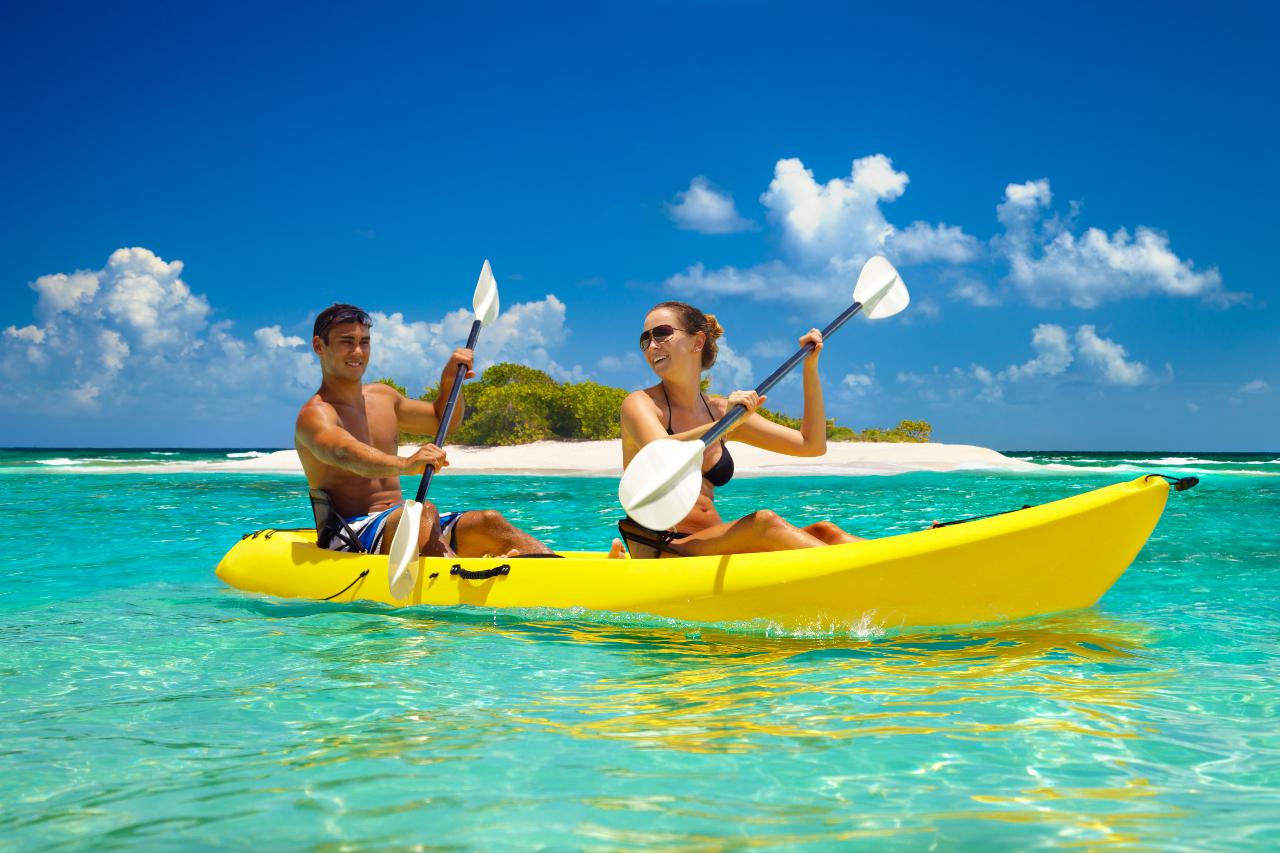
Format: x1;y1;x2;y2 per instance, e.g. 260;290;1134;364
313;303;373;343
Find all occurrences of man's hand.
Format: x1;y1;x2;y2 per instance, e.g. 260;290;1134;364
400;444;449;476
446;347;476;381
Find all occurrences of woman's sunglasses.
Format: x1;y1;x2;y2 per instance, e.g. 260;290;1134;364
639;324;688;351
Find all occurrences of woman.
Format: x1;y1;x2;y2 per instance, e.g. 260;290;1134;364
619;300;861;557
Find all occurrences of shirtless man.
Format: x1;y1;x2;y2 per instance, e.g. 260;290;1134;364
295;303;552;557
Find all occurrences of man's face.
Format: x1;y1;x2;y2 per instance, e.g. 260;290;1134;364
314;322;371;381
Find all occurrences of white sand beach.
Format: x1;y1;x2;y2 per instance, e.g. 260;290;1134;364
191;440;1033;477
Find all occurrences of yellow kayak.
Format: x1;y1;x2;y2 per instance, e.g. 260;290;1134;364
216;475;1171;630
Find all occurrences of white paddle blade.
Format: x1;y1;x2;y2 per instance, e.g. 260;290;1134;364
387;500;422;601
618;439;706;531
473;260;500;325
853;256;909;320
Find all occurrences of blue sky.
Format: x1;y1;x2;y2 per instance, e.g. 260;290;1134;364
2;1;1276;449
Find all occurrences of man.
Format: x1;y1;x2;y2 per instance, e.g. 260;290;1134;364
295;303;552;557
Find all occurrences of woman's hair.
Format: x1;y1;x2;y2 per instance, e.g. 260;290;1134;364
650;300;723;370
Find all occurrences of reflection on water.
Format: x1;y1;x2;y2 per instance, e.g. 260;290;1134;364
493;613;1165;754
192;602;1192;846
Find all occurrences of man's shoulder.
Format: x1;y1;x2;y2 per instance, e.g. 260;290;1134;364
362;383;403;413
299;392;336;417
296;394;337;433
362;382;401;401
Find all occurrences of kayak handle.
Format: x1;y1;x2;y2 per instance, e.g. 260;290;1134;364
450;564;511;580
1145;474;1199;491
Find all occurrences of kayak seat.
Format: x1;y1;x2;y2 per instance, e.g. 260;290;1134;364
617;517;689;560
309;489;368;553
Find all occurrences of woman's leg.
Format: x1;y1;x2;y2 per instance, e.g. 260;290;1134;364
671;509;826;556
801;521;863;544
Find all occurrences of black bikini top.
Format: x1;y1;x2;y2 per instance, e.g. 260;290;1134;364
660;386;735;488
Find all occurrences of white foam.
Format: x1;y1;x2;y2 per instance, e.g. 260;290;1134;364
225;451;270;459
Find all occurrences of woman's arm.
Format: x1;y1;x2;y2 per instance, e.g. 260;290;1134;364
723;329;828;457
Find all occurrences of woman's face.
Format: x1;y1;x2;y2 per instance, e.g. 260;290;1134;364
641;307;701;377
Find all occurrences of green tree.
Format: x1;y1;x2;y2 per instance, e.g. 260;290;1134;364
379;362;932;446
374;377;407;396
562;381;628;439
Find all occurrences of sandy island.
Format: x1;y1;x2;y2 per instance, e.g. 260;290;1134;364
190;440;1035;477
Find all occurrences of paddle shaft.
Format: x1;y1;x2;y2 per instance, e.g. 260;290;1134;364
414;318;482;502
701;301;863;447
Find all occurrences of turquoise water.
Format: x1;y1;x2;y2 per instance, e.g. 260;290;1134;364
1;450;1277;848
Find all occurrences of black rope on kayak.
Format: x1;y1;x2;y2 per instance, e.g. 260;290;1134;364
322;568;369;601
1146;474;1200;491
450;564;511;580
932;505;1034;529
935;473;1200;530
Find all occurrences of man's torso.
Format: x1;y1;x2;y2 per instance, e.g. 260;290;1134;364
298;384;404;518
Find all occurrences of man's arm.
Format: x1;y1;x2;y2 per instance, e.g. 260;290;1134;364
296;402;416;478
395;347;474;437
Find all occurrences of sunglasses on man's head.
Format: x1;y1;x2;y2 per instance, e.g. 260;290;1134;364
639;324;688;351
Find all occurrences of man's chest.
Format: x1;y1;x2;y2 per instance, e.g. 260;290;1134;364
336;400;399;451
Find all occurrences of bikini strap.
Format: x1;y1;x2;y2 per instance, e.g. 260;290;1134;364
700;393;726;446
659;385;674;434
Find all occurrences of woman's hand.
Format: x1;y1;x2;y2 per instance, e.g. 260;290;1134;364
800;328;823;366
726;389;765;421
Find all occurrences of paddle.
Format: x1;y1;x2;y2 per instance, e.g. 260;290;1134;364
387;260;501;600
618;255;910;531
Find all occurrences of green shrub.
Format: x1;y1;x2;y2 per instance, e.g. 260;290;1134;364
374;377;407;396
562;381;628;440
383;362;932;446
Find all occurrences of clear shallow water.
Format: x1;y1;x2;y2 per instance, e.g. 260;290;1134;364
1;451;1277;848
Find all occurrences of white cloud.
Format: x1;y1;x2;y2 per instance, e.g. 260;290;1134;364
4;324;45;344
665;259;831;303
668;176;752;234
994;179;1237;308
915;323;1155;401
949;274;1001;307
761;154;906;268
100;248;210;348
667;155;980;307
1239;379;1269;394
597;352;644;373
886;221;982;264
32;270;99;317
254;325;306;349
1;248;581;418
99;330;129;372
841;363;877;398
1075;325;1150;385
706;339;753;393
999;323;1074;382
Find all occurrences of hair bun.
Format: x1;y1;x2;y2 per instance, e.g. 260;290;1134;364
704;313;724;339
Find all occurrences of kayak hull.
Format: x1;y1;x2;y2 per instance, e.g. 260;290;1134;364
215;476;1170;630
